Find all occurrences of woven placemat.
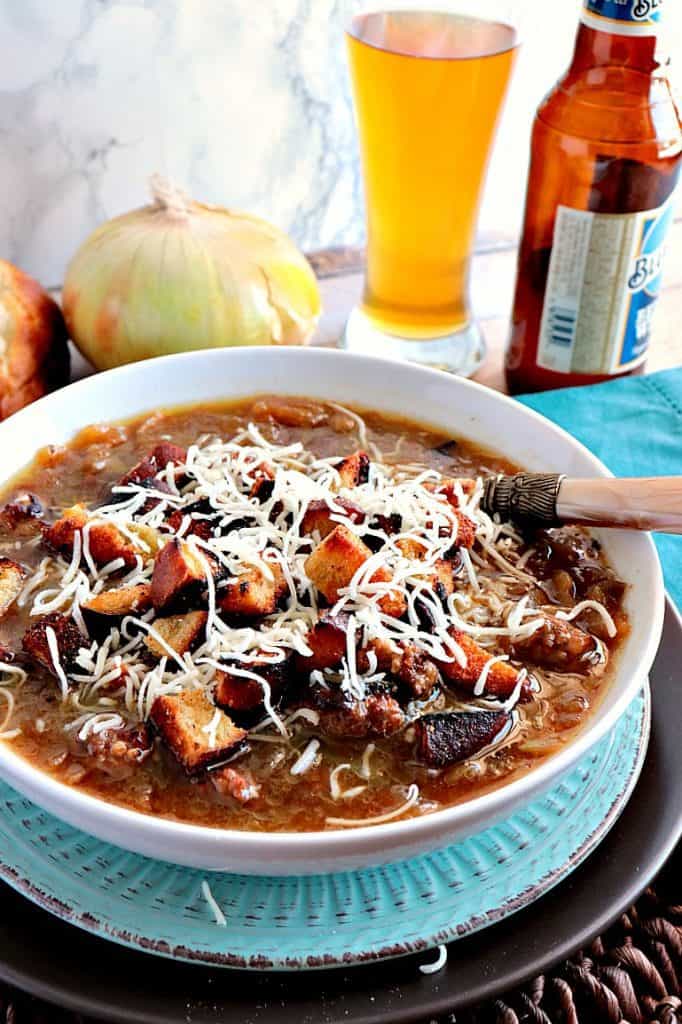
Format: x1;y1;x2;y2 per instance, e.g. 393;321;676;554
2;844;679;1024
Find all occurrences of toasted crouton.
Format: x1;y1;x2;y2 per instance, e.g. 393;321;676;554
214;652;291;715
150;689;247;775
22;612;84;677
219;561;287;618
119;442;188;486
335;450;370;488
304;525;371;604
301;498;365;538
396;539;456;601
144;610;208;659
304;525;405;615
295;613;349;673
82;583;152;623
370;566;408;617
438;630;525;699
0;558;27;618
151;538;207;611
44;505;138;569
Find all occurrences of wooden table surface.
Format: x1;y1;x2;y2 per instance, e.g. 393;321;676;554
307;219;682;391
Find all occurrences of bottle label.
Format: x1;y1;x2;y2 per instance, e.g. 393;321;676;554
582;0;662;35
536;197;675;376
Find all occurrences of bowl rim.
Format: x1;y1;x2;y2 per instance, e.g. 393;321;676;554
0;347;665;856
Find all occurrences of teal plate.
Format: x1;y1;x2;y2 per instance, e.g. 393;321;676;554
0;688;648;971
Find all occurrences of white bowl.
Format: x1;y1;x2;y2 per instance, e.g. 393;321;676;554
0;348;664;874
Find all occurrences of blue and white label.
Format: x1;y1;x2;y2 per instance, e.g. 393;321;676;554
582;0;663;35
537;197;675;376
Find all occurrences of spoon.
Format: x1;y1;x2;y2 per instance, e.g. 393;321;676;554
481;474;682;535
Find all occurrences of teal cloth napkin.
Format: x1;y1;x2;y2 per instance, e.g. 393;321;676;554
518;368;682;608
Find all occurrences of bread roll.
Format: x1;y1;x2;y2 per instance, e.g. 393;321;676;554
0;260;70;420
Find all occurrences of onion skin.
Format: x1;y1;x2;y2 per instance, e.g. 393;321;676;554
62;191;322;371
0;260;70;420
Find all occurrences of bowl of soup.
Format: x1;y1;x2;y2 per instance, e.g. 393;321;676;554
0;347;664;873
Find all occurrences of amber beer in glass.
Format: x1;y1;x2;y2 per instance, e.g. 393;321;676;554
506;0;682;394
344;5;519;375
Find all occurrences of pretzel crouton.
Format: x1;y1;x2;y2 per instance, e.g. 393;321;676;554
219;561;287;618
295;613;349;673
151;538;207;612
44;505;138;569
438;630;525;699
335;450;370;488
150;689;247;775
301;498;365;539
0;558;27;619
22;612;84;677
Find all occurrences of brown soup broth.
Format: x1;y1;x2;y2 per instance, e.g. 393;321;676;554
0;396;627;832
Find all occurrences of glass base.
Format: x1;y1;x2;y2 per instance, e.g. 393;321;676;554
342;307;486;377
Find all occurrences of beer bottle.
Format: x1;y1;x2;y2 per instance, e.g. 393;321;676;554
505;0;682;394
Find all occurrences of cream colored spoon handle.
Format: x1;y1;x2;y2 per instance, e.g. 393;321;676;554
557;477;682;534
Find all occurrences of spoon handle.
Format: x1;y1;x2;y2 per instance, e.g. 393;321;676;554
481;474;682;535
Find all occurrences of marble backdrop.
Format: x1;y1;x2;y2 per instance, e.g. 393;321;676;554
0;0;679;287
0;0;359;286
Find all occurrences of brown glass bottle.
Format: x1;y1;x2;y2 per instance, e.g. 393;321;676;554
506;0;682;394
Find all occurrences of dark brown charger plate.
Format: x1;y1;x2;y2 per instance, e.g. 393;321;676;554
0;598;680;1024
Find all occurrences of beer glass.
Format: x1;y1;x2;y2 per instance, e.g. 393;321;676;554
344;1;520;375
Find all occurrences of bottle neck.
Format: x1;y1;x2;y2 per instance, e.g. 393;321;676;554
571;23;660;73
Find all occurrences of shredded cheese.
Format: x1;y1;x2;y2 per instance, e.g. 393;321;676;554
326;784;419;828
419;944;448;975
201;880;227;927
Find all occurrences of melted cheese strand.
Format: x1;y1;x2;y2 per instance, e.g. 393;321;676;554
326;783;419;827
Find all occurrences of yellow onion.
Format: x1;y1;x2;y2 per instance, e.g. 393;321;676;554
62;176;321;370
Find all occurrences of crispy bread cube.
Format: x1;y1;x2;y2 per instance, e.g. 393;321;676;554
214;653;291;714
295;613;349;673
119;442;187;486
44;505;138;569
438;630;525;699
301;498;365;539
335;450;370;488
304;525;371;604
219;561;287;618
22;612;83;677
151;538;207;611
82;583;152;621
150;689;247;775
166;499;218;541
304;525;405;614
396;540;455;601
370;566;407;618
144;610;208;659
0;557;27;618
454;512;476;549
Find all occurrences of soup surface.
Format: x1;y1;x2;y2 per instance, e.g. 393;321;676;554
0;396;627;831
